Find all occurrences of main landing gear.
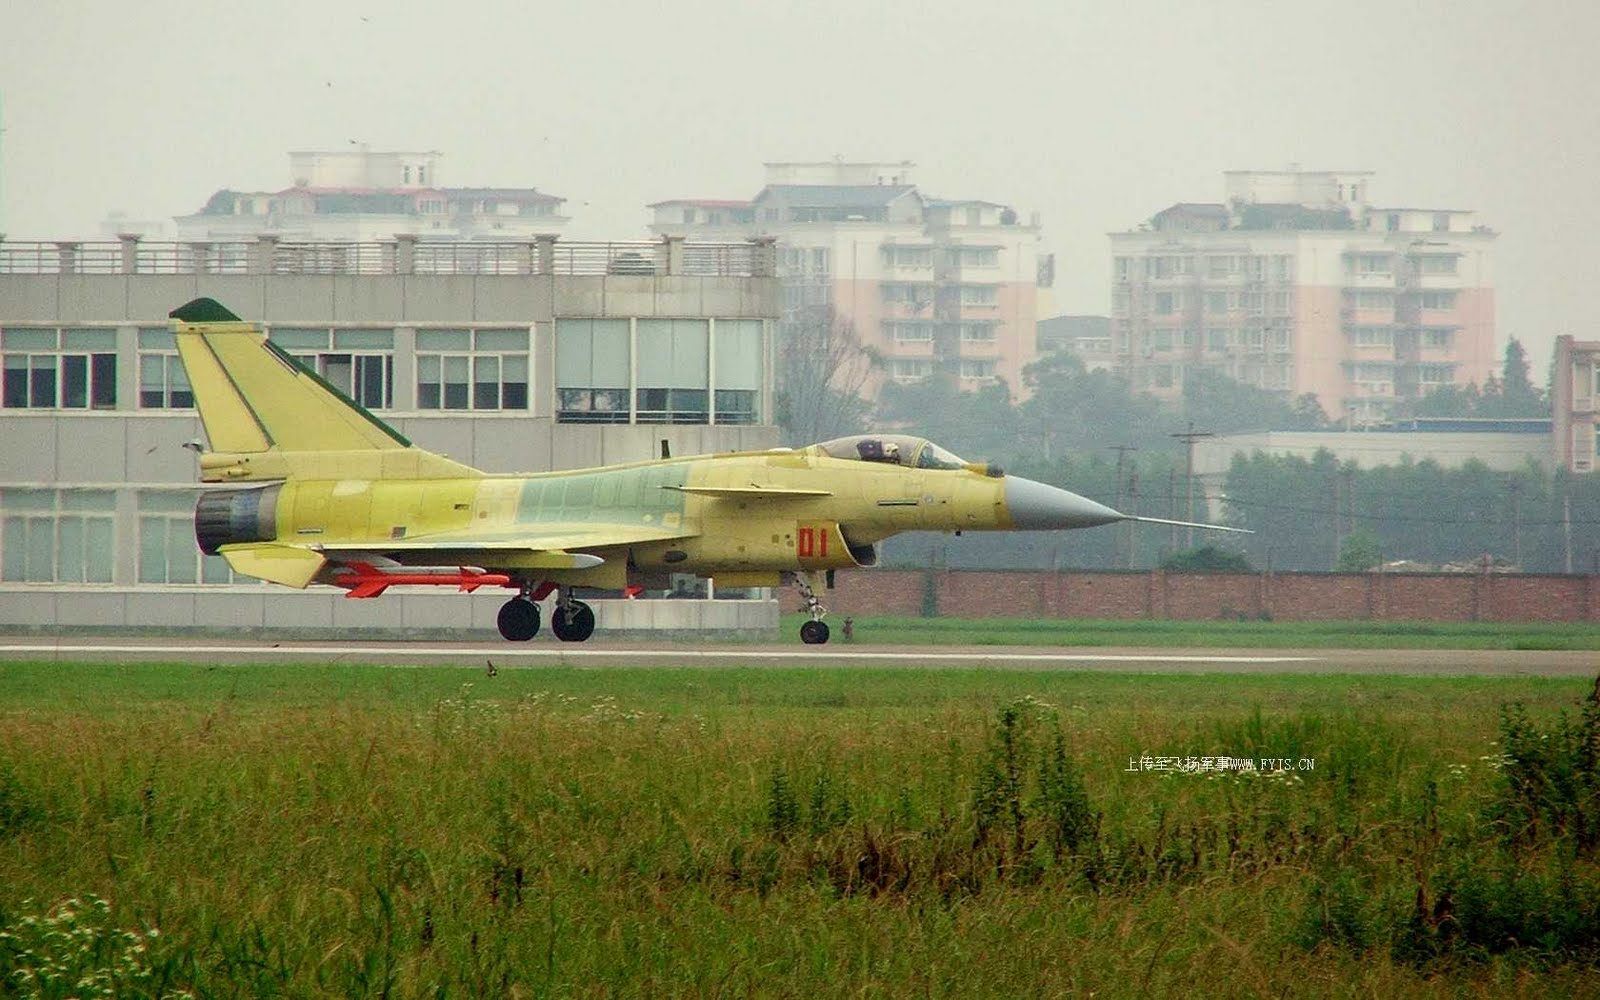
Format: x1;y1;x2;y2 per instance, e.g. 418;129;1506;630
495;583;595;643
787;571;830;645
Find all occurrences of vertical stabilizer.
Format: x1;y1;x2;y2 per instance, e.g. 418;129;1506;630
169;298;482;481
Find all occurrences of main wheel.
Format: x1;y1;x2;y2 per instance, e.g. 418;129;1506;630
497;598;540;641
799;620;830;645
551;600;596;642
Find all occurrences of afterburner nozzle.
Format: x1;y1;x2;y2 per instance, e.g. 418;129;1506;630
1003;476;1123;530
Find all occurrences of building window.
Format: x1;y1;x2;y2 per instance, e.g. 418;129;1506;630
636;319;709;423
1418;255;1458;275
1422;328;1454;349
958;285;998;307
954;247;999;268
2;327;117;410
1350;254;1392;275
881;283;934;307
1206;292;1228;315
137;328;194;408
1151;330;1173;352
959;323;996;343
1432;213;1450;232
268;327;398;409
137;490;236;584
556;319;630;424
1350;290;1394;310
959;360;996;379
1114;257;1131;281
415;328;529;411
1273;256;1293;282
1419;291;1458;311
712;319;762;425
1351;326;1393;347
881;245;932;269
1206;329;1229;352
1152;292;1175;316
1419;364;1453;385
0;488;114;583
891;359;932;381
889;323;933;342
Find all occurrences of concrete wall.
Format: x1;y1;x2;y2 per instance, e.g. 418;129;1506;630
0;587;778;639
782;569;1600;623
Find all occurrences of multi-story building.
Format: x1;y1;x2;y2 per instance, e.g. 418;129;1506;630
172;148;568;244
649;161;1048;399
0;233;780;636
1553;334;1600;473
1109;169;1497;423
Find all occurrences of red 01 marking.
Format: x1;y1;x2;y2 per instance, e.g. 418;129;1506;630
796;526;829;559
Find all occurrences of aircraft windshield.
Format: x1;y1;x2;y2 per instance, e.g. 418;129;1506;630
813;435;968;470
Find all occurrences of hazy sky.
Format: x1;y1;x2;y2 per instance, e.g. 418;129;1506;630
2;0;1595;370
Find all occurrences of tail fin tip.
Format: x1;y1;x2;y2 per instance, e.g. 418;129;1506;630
170;298;241;323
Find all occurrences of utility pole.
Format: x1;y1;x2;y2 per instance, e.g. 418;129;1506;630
1109;444;1138;568
1563;492;1573;574
1127;470;1140;569
1169;422;1213;548
1508;477;1523;570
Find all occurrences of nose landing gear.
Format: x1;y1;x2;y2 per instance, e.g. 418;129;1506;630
786;571;831;644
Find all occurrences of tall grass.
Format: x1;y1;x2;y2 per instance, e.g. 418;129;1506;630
1;664;1597;997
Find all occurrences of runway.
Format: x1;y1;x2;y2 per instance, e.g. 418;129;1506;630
0;636;1594;676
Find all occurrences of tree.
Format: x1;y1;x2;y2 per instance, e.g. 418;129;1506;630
1335;527;1383;572
875;373;1019;463
1477;338;1548;418
773;306;878;445
1160;545;1253;573
1180;368;1326;433
1016;353;1170;461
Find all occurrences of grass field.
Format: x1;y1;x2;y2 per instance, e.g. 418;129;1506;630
2;662;1598;997
781;614;1600;650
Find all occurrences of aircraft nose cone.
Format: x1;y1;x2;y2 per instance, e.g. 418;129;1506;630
1003;476;1124;530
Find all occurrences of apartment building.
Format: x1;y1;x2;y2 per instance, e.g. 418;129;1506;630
649;161;1048;399
1553;334;1600;473
0;233;780;636
1107;170;1497;423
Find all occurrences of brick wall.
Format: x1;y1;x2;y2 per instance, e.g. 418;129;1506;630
782;570;1600;622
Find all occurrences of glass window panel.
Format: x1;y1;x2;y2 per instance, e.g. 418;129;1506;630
62;355;88;408
354;355;387;408
4;355;27;407
556;319;628;387
167;520;197;583
267;328;331;349
26;517;54;581
170;358;193;407
474;355;500;409
202;553;232;584
138;518;166;582
138;328;175;350
501;355;528;410
321;354;353;395
714;320;762;391
443;355;469;410
637;319;708;389
91;354;116;408
61;490;114;512
62;328;116;351
2;489;55;511
474;329;528;352
85;519;113;582
139;490;194;514
417;328;471;351
1;328;56;350
30;356;57;407
2;516;26;581
332;328;394;350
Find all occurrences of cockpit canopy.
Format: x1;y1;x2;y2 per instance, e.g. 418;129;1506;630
811;434;968;470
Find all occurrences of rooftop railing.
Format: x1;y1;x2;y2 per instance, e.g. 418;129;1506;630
0;235;778;278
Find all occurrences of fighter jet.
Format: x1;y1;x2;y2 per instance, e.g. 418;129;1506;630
170;298;1243;644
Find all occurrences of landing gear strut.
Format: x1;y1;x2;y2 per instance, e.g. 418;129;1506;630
787;571;830;645
551;588;596;643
